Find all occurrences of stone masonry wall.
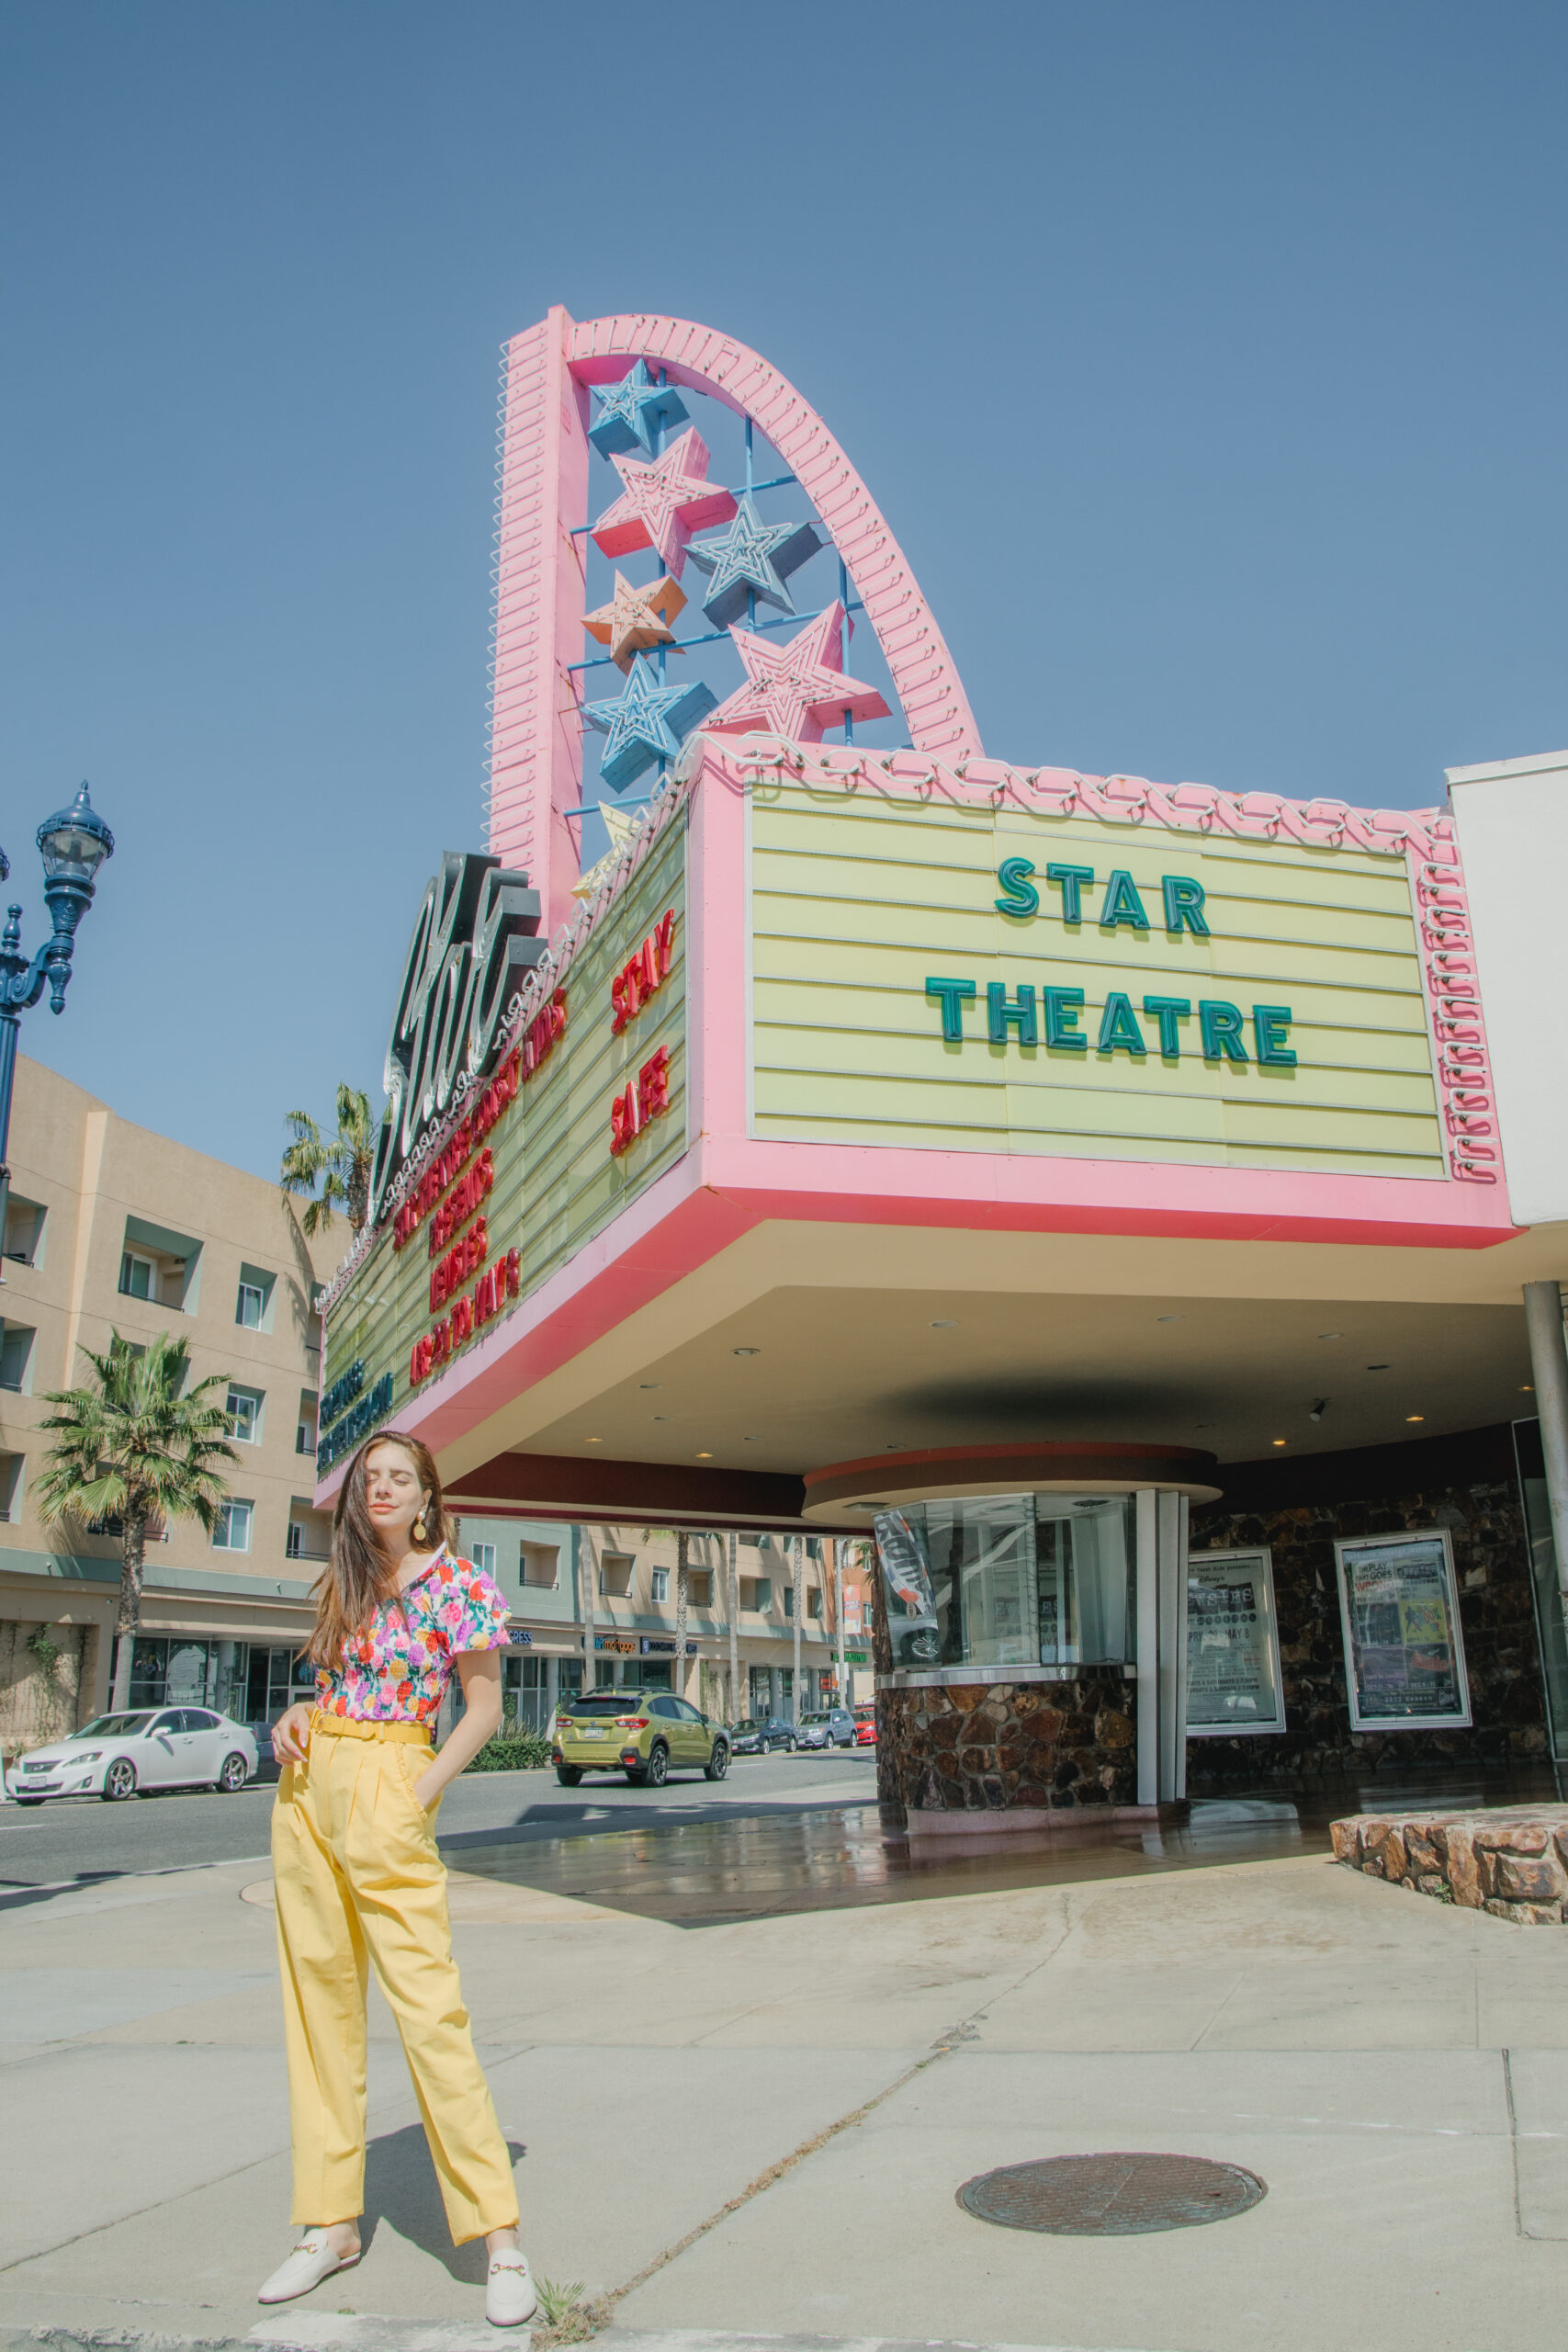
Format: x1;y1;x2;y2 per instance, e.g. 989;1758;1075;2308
1333;1806;1568;1926
876;1668;1138;1819
1187;1426;1545;1785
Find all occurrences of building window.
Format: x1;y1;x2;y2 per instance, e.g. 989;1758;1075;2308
236;1264;276;1331
688;1570;714;1608
0;1325;34;1394
807;1586;823;1621
213;1498;254;1553
783;1586;795;1620
286;1522;302;1559
5;1198;44;1267
297;1422;313;1453
520;1544;558;1588
0;1453;21;1521
651;1566;670;1602
600;1554;634;1598
227;1385;264;1444
119;1250;155;1301
470;1541;497;1577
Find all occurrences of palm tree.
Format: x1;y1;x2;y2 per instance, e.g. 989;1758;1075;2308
280;1083;374;1234
33;1333;239;1710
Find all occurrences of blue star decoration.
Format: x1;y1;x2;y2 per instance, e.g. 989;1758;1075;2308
684;494;822;628
583;654;718;793
588;360;690;460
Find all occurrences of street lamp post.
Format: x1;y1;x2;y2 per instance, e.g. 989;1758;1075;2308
0;783;116;1247
0;783;113;1804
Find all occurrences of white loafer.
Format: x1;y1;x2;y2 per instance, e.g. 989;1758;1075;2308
257;2232;361;2304
486;2252;538;2327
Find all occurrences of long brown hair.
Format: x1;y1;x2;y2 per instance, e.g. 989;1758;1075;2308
307;1430;457;1668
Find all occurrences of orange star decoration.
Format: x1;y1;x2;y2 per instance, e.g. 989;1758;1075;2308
583;571;687;673
705;602;891;743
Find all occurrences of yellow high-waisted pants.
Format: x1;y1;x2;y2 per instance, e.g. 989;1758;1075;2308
270;1711;519;2244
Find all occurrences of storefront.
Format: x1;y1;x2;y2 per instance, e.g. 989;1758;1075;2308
315;307;1568;1833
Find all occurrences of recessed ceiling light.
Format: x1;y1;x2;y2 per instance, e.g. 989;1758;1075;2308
1156;1314;1181;1323
1272;1439;1287;1447
1521;1385;1534;1393
652;1415;669;1422
696;1451;713;1458
1316;1332;1342;1340
743;1435;761;1442
1367;1363;1390;1371
1194;1422;1214;1430
639;1383;661;1391
931;1319;958;1329
732;1347;760;1357
586;1437;603;1444
1405;1414;1425;1422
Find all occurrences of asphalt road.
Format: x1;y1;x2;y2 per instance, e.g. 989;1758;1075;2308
0;1746;877;1888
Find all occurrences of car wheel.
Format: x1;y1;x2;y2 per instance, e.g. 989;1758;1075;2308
216;1752;249;1792
102;1758;137;1802
785;1736;796;1753
15;1795;43;1806
704;1741;729;1782
646;1742;669;1787
555;1764;583;1786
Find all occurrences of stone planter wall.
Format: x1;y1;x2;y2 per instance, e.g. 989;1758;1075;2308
1333;1805;1568;1925
1188;1424;1546;1785
875;1668;1138;1822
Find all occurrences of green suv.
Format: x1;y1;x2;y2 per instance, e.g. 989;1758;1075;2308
553;1689;730;1787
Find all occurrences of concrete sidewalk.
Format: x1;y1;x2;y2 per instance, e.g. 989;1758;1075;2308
3;1835;1567;2352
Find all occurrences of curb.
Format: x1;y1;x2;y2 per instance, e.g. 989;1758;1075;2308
0;2328;1170;2352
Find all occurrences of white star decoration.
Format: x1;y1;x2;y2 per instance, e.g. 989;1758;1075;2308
705;603;891;744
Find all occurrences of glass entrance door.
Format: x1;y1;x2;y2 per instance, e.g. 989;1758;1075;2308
1512;1419;1568;1761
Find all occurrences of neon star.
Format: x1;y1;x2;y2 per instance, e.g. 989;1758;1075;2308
587;359;689;460
684;494;822;628
583;571;687;673
591;428;737;575
705;603;890;744
583;652;718;793
570;801;641;900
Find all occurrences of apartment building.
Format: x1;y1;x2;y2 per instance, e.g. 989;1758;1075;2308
0;1055;344;1758
448;1517;865;1726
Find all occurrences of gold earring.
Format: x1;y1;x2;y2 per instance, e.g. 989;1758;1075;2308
412;1510;428;1544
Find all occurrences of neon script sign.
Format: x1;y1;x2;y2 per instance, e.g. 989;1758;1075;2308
924;860;1296;1068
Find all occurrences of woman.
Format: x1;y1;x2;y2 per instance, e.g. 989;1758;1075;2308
257;1431;536;2327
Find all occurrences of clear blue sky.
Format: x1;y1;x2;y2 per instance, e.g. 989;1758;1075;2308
1;2;1562;1183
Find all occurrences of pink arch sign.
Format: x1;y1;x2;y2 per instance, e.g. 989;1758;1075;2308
487;305;982;931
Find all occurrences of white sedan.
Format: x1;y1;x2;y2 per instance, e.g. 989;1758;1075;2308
7;1707;260;1804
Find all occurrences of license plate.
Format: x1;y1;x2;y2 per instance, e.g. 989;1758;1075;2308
581;1730;605;1740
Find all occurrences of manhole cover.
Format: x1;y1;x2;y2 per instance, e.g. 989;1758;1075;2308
957;2153;1267;2235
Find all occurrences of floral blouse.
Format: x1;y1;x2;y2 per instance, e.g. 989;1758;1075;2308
315;1548;511;1725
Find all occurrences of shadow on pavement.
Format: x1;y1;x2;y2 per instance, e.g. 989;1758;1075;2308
361;2122;528;2280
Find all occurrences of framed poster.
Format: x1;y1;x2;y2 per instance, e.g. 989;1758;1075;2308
1186;1547;1287;1736
1334;1531;1472;1732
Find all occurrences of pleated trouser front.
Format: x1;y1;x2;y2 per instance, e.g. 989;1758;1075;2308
270;1712;519;2244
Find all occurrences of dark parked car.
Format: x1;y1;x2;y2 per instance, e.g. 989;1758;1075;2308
795;1707;857;1750
728;1715;799;1755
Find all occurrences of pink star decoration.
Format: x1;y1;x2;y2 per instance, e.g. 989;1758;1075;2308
591;428;737;575
705;602;891;743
